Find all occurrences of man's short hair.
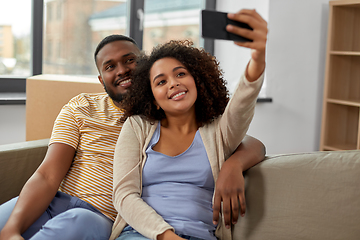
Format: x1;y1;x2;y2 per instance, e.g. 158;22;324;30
94;35;138;63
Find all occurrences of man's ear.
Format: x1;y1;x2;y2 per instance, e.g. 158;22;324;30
98;75;104;87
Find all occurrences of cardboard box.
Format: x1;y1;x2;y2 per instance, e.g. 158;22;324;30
26;74;104;141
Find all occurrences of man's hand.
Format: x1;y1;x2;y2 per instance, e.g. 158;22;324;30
0;229;24;240
212;135;266;229
212;155;245;229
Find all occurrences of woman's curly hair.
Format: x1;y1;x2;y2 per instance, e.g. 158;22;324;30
121;40;229;126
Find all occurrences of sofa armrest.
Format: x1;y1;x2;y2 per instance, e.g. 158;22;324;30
0;139;49;204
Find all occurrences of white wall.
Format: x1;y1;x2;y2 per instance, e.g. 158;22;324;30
215;0;329;154
0;105;26;145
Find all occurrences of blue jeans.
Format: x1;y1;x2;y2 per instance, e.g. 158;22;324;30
116;226;206;240
0;191;113;240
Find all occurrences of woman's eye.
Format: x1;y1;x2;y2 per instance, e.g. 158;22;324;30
158;80;166;86
177;72;185;77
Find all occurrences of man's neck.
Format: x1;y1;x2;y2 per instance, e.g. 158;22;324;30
111;99;123;109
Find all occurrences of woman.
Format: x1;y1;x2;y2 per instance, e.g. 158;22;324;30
111;9;267;240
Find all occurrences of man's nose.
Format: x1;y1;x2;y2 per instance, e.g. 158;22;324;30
117;63;129;75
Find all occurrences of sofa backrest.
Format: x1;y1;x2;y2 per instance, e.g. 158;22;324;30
233;150;360;240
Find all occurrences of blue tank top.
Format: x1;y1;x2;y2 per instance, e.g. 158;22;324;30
142;122;217;240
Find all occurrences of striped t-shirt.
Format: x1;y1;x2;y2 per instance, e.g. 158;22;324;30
50;92;123;221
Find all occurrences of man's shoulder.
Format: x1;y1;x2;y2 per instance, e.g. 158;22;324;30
69;92;108;102
66;92;109;107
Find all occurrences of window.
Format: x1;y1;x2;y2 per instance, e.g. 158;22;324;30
42;0;213;75
0;0;33;97
57;41;61;59
46;40;52;60
0;0;31;78
47;2;52;22
43;0;129;75
56;1;62;20
142;0;205;53
1;0;215;97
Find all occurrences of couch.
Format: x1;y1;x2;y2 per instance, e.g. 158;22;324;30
1;140;359;239
0;139;48;204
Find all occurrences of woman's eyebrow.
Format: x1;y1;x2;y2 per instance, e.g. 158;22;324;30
153;66;186;83
153;73;164;83
173;66;185;72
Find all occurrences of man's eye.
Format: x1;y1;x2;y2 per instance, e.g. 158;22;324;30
126;58;135;64
105;65;114;71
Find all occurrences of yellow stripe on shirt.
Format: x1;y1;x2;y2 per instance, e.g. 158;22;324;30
50;92;123;221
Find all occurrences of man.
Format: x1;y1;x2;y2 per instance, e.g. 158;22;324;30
0;34;265;240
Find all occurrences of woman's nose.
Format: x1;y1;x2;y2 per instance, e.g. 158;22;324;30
169;78;180;89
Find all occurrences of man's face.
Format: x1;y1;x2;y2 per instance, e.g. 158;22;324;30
96;40;140;103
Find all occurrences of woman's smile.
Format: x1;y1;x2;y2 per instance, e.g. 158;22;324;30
169;90;187;100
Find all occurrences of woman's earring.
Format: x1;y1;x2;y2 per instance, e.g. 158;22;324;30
156;105;160;110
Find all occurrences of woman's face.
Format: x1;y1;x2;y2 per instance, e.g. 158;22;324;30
150;57;197;118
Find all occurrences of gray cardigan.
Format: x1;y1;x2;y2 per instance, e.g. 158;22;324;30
111;72;264;240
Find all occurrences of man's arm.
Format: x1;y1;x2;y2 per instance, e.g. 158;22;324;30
0;143;75;240
212;135;266;228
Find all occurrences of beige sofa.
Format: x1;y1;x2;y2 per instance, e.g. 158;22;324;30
1;140;359;239
0;139;48;204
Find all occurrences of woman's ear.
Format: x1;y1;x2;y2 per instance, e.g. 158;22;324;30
153;100;160;110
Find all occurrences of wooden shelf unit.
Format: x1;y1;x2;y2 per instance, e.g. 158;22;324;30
320;0;360;151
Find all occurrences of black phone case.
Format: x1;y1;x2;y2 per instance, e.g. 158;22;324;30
201;10;253;42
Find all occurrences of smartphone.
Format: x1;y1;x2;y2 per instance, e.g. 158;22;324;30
201;10;253;42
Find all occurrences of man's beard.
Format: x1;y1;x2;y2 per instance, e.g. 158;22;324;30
104;84;125;103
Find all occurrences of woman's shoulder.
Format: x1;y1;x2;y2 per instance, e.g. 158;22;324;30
124;115;158;137
199;118;220;133
127;115;153;126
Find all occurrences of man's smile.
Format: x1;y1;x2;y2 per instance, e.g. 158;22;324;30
115;77;132;87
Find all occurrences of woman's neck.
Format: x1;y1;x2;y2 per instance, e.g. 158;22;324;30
156;113;198;157
161;113;198;134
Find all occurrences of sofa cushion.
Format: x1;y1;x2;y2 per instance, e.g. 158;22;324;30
0;139;49;204
233;150;360;240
